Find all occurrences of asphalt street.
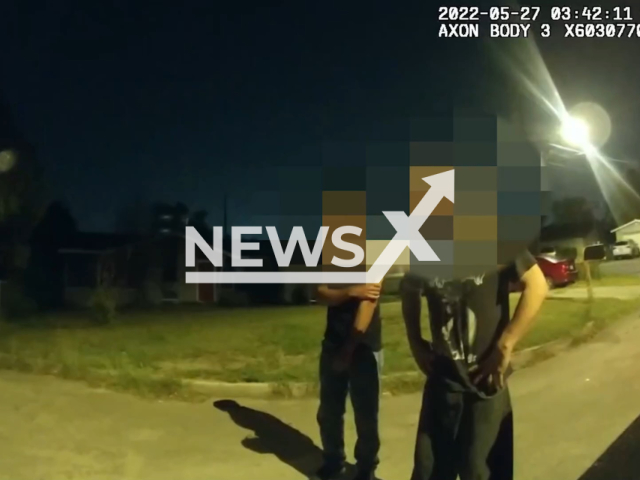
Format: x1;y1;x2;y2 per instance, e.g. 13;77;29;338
599;258;640;277
3;311;640;479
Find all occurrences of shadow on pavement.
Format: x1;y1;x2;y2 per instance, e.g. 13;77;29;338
577;411;640;480
215;399;347;479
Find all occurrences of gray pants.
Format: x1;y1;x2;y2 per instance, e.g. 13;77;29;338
317;344;383;471
412;378;514;480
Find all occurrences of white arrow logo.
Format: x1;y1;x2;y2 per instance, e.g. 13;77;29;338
366;169;455;283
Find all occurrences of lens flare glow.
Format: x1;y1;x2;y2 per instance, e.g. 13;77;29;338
560;117;590;149
489;23;635;225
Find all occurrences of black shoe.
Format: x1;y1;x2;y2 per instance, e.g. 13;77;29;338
352;467;376;480
314;462;346;480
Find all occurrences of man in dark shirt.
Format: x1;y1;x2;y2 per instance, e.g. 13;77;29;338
400;250;548;480
314;283;383;480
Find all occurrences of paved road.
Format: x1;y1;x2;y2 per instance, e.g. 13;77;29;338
3;314;640;480
600;258;640;277
578;411;640;480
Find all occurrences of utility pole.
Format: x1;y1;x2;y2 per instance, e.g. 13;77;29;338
584;257;594;302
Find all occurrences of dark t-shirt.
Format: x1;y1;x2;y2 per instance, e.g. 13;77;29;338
322;285;382;352
400;251;536;398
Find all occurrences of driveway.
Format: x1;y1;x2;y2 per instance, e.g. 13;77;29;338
2;313;640;480
600;258;640;277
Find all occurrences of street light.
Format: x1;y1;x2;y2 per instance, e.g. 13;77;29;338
559;116;591;150
541;112;600;166
544;106;611;303
554;110;609;303
559;102;611;152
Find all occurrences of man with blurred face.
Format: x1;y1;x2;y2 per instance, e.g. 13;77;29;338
400;251;548;480
314;282;383;480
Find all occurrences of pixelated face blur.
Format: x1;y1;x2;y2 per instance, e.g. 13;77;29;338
318;114;547;282
405;117;547;281
424;167;542;280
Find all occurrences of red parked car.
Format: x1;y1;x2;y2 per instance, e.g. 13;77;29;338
510;255;577;291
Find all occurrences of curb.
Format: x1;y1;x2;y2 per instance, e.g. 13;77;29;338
184;340;572;400
186;379;274;399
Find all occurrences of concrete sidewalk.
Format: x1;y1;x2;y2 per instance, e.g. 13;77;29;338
1;313;640;480
548;285;640;300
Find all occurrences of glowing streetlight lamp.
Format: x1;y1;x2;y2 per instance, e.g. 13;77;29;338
559;116;591;150
556;102;611;153
544;107;610;302
555;112;605;302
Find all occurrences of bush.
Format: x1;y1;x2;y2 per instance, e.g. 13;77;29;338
218;289;251;307
379;294;401;304
291;286;311;305
557;247;578;260
0;281;38;322
382;276;402;296
89;288;117;325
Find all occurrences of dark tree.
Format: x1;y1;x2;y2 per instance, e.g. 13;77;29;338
189;209;210;236
593;167;640;228
26;201;78;308
30;200;77;244
619;167;640;223
113;195;152;234
151;201;189;235
551;196;595;226
0;97;46;295
596;200;618;244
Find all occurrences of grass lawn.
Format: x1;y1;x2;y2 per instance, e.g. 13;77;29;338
1;293;639;399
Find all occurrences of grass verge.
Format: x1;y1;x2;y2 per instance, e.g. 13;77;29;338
1;294;639;400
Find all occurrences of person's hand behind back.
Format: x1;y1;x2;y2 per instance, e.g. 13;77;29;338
411;338;435;376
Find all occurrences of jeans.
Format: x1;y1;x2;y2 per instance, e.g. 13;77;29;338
411;378;514;480
317;344;383;471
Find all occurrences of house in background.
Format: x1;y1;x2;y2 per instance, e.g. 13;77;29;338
59;232;229;307
60;232;143;307
611;219;640;245
215;237;318;305
60;230;389;308
536;222;602;261
59;231;314;308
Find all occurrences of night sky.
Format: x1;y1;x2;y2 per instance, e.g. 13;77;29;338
2;0;639;232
